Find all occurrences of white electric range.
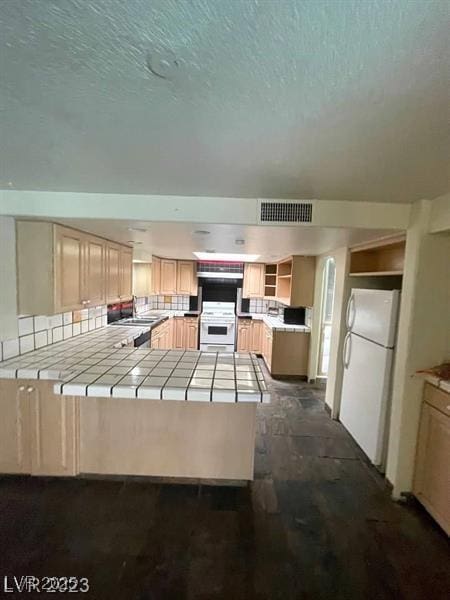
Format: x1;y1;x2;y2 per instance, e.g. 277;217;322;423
200;301;237;353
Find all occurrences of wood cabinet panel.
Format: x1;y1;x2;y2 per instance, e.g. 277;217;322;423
177;260;197;295
251;320;262;353
54;225;84;312
151;256;161;294
237;319;252;352
174;318;185;349
413;384;450;535
160;259;177;294
0;380;31;474
120;247;133;300
243;263;265;298
185;319;198;350
29;382;78;476
0;380;78;477
106;243;121;303
85;236;105;306
132;262;152;297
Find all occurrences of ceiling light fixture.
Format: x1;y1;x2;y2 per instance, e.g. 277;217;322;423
194;252;260;262
235;239;245;245
193;230;211;236
128;227;147;233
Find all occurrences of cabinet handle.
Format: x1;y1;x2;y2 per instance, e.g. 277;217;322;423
18;385;25;391
26;386;34;393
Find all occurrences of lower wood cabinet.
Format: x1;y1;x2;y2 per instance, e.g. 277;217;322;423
153;317;198;350
413;383;450;535
0;379;78;476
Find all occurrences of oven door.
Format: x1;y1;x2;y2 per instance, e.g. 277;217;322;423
200;320;236;346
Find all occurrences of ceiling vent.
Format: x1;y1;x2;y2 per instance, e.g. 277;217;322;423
258;200;314;224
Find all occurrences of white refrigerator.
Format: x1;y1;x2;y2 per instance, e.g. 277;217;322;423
339;289;400;469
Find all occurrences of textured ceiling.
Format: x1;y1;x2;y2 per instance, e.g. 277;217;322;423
0;0;448;202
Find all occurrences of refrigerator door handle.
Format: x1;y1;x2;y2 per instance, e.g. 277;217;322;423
343;332;352;369
346;294;355;330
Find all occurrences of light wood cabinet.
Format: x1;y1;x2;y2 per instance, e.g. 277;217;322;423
276;256;315;307
177;260;197;295
84;235;105;306
237;319;253;352
17;221;131;314
251;320;263;353
262;323;273;371
259;323;309;377
413;383;450;535
29;381;78;476
350;236;406;277
120;247;133;300
0;379;31;474
242;263;265;298
54;225;85;312
185;318;199;350
106;242;121;303
0;379;78;477
151;256;161;295
153;317;198;350
132;262;152;297
160;259;177;295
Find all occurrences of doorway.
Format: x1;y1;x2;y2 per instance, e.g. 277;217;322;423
317;257;336;377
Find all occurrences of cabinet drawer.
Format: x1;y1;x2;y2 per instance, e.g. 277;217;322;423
424;382;450;416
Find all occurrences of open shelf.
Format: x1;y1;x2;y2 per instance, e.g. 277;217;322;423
349;270;403;277
349;238;405;276
277;274;292;279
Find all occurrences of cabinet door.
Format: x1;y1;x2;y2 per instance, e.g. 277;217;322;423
160;259;177;294
152;256;161;295
84;236;105;306
174;318;185;349
185;319;199;350
251;320;262;353
133;263;151;297
120;247;133;300
106;243;121;303
54;225;84;312
29;382;78;476
413;401;450;534
243;263;265;298
177;260;197;295
237;322;251;351
0;380;31;474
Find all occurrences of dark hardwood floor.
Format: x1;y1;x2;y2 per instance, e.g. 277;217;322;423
1;371;449;599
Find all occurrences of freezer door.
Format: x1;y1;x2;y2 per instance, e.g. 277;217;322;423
340;333;394;466
347;289;400;347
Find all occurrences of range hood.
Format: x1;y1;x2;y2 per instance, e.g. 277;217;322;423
197;261;243;280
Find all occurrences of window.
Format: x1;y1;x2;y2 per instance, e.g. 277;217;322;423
317;257;336;377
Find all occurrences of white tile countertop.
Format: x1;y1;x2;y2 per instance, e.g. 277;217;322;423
0;324;269;403
237;313;311;332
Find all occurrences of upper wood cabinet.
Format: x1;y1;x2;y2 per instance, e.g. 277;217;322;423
350;236;406;277
84;235;105;306
242;263;265;298
151;256;161;295
106;242;121;304
132;262;152;297
177;260;197;295
160;259;177;295
17;221;132;314
276;256;315;307
120;247;133;300
151;256;197;296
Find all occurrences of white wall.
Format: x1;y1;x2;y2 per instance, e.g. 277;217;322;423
429;192;450;233
386;199;450;497
0;216;18;343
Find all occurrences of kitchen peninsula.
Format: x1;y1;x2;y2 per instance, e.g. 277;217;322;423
0;325;269;483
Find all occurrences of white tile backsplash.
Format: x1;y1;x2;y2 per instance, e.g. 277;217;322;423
3;338;20;359
0;304;108;362
18;316;34;336
34;315;49;332
19;334;35;354
63;312;73;325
